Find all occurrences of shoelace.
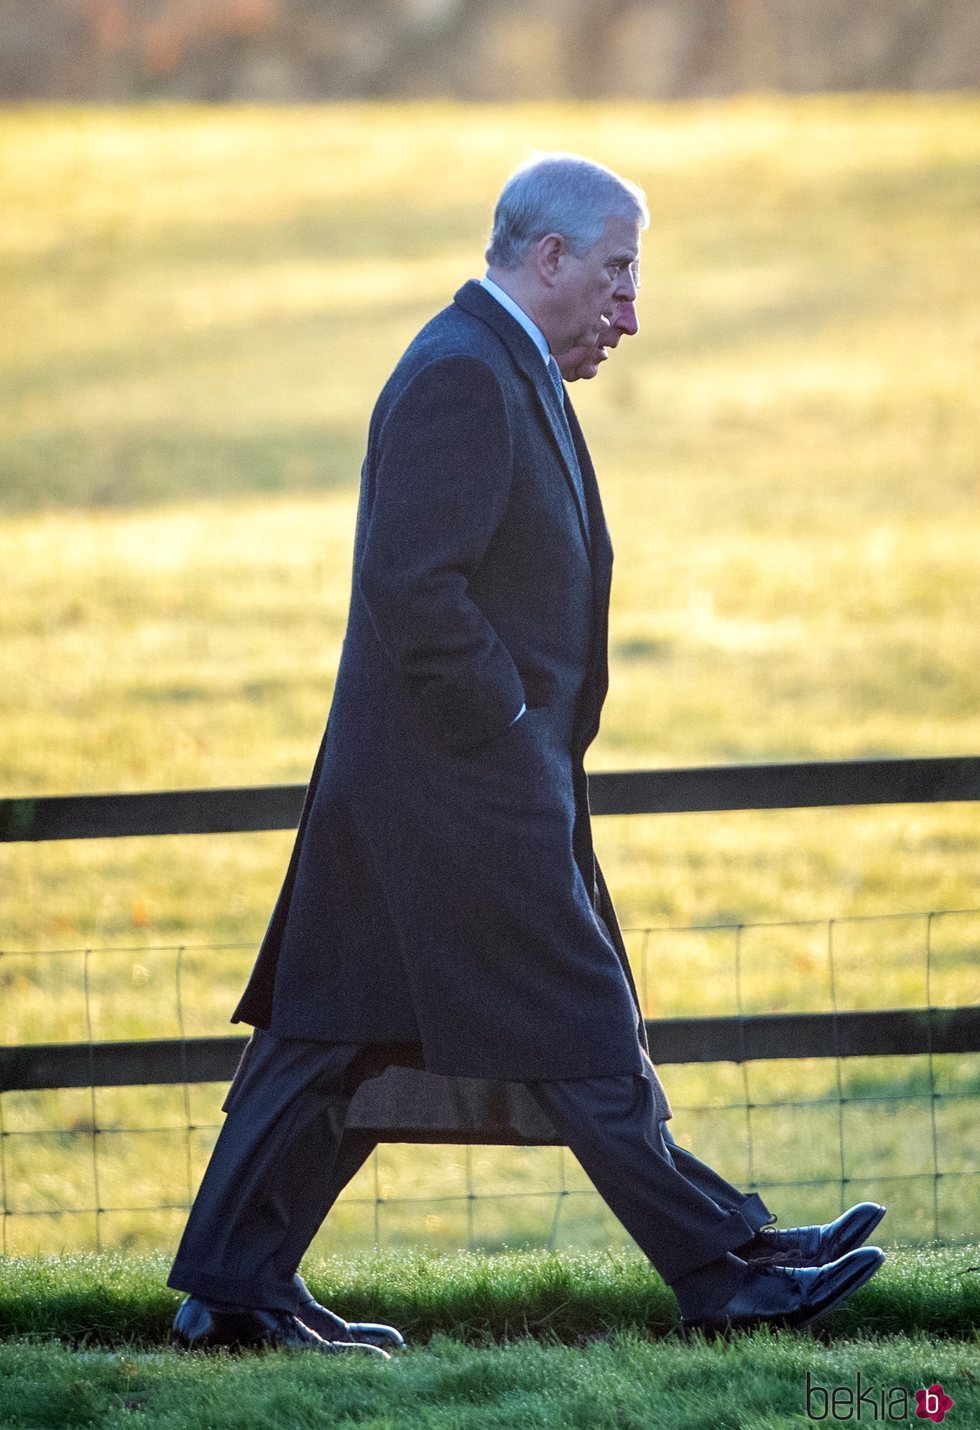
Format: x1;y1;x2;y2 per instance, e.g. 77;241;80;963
748;1225;818;1261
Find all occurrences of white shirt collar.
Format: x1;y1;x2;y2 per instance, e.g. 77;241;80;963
480;276;551;368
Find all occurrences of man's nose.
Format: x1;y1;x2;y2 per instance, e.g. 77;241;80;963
613;300;639;337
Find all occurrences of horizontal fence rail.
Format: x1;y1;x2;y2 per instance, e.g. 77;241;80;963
3;764;978;1251
3;755;980;842
3;1008;980;1096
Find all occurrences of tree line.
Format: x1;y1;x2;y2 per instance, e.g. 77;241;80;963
2;0;978;102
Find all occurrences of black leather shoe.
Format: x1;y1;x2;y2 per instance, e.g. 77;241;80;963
171;1296;390;1358
681;1246;885;1334
298;1298;406;1352
739;1202;886;1268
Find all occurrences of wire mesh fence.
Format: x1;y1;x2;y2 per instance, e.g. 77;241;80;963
1;907;978;1257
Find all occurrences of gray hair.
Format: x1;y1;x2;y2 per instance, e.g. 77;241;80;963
485;152;648;270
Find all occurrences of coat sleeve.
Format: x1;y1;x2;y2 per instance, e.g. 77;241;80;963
358;354;525;751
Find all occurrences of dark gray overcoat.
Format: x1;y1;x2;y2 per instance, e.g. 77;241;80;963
234;280;669;1111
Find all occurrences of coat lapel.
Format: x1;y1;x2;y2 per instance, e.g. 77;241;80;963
566;394;611;606
453;281;592;557
565;395;613;748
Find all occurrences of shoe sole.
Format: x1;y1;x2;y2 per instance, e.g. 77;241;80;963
299;1309;406;1353
795;1246;885;1328
170;1331;389;1358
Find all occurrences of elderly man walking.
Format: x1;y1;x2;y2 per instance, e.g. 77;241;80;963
169;154;884;1352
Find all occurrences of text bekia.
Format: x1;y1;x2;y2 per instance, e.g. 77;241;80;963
805;1372;954;1422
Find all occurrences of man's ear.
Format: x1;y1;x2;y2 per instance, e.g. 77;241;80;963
534;233;565;287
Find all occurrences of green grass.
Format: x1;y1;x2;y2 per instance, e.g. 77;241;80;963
2;1332;977;1430
1;1250;978;1428
1;98;979;1253
2;1247;979;1344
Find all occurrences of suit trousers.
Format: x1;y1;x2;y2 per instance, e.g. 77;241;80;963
168;1030;771;1311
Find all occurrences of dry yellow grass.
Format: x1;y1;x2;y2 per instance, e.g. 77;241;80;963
1;99;978;1251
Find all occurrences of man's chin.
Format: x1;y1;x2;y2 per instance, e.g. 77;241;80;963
562;345;607;382
575;358;603;381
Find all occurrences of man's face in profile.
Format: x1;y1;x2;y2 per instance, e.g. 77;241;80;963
550;214;640;351
557;297;639;382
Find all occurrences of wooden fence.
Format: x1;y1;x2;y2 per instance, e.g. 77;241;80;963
2;755;979;1112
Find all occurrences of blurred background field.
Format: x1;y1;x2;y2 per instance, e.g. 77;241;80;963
1;97;979;1254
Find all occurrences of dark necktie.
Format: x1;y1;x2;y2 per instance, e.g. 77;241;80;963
546;354;567;407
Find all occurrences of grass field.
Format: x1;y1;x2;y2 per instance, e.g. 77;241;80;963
1;1248;978;1428
6;1331;977;1429
1;98;979;1254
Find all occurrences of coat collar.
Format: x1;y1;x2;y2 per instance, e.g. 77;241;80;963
454;279;547;388
453;280;591;556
